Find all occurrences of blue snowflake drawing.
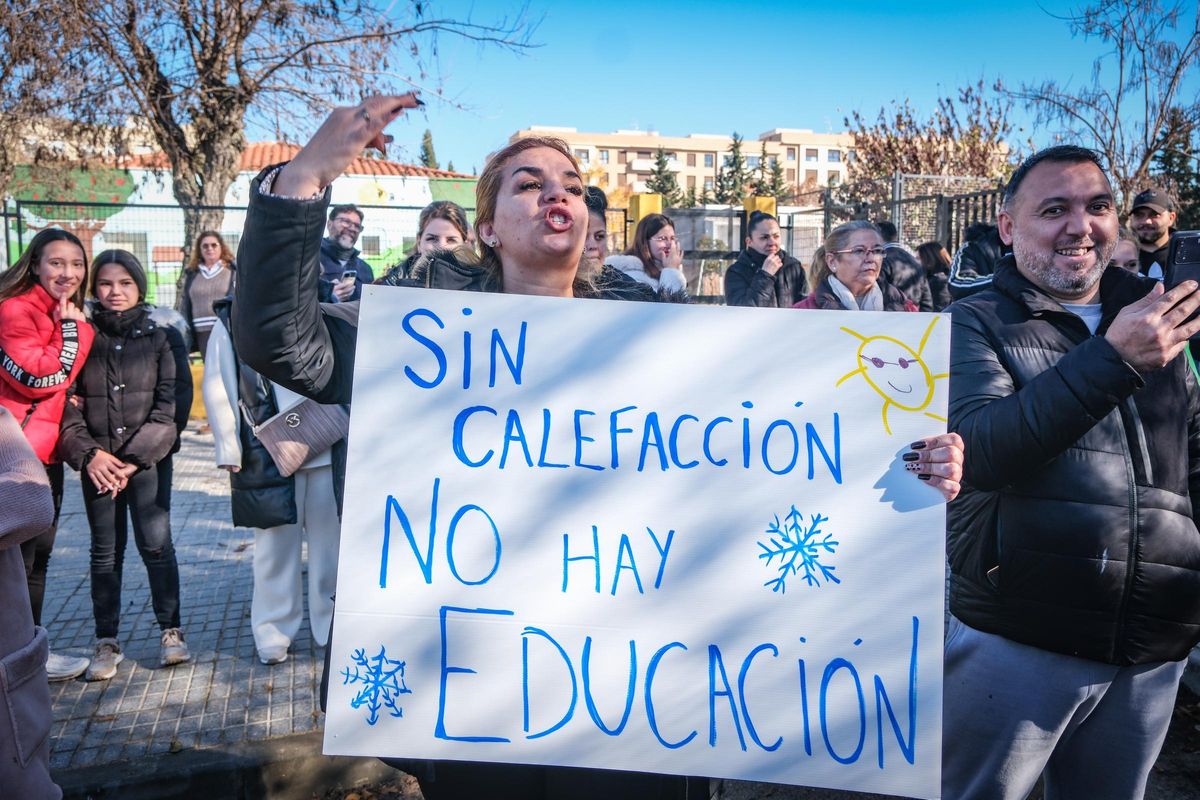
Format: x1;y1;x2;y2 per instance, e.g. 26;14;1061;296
756;507;839;593
342;645;412;726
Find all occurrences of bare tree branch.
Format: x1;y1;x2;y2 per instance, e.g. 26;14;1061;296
0;0;535;250
1005;0;1200;207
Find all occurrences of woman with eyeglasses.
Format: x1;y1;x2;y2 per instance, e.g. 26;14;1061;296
179;230;236;359
605;212;688;295
794;221;916;312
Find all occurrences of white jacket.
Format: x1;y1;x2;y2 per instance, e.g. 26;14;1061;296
604;255;687;294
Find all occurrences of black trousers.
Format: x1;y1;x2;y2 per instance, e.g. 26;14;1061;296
21;462;63;627
82;456;181;638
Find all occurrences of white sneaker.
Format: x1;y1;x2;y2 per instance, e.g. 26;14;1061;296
46;650;89;682
257;645;288;665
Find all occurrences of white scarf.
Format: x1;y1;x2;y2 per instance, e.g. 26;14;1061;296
826;275;883;311
199;261;226;280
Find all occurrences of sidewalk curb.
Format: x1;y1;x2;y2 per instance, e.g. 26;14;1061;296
54;731;408;800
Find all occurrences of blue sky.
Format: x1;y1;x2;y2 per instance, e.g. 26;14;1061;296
359;1;1194;173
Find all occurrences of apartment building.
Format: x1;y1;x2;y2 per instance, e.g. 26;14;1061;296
510;126;856;198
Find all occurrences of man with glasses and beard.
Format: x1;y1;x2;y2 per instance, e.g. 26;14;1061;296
943;145;1200;799
319;204;375;302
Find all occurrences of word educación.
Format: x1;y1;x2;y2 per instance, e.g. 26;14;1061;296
366;307;926;770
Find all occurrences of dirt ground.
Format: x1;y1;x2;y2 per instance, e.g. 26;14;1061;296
319;686;1200;800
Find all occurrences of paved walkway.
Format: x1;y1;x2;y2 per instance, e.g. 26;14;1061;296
44;423;326;775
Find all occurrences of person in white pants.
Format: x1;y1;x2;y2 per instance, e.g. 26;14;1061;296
202;313;340;665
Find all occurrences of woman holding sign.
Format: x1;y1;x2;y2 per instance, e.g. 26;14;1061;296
231;95;964;799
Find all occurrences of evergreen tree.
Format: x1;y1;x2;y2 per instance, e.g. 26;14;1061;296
766;158;790;203
645;147;682;206
753;142;771;196
714;133;749;204
1152;112;1200;229
447;160;455;173
419;129;439;170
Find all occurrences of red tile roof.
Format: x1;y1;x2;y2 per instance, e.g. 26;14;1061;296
120;142;472;180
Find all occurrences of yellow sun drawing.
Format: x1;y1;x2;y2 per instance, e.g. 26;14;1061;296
835;316;948;435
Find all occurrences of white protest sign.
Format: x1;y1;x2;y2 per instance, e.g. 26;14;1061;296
323;285;949;799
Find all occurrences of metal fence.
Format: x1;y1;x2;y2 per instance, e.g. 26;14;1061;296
5;176;1004;307
662;174;1004;302
5;198;477;308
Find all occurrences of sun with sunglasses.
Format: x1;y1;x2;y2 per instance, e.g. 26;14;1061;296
835;317;948;434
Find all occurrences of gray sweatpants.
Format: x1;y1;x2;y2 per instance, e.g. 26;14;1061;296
941;616;1185;800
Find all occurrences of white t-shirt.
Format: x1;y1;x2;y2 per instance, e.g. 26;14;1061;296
1061;302;1103;334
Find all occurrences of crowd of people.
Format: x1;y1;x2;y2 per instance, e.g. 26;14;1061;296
0;90;1195;799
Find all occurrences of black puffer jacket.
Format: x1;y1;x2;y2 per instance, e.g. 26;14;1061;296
880;245;933;312
59;305;192;471
947;257;1200;665
723;248;808;307
213;298;299;529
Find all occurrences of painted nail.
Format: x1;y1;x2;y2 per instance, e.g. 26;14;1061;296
905;463;920;471
902;452;920;462
917;474;932;481
910;440;928;450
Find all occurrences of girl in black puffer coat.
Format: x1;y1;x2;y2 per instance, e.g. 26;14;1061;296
59;250;193;681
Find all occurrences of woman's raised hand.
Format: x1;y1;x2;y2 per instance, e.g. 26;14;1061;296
663;240;684;271
275;94;422;197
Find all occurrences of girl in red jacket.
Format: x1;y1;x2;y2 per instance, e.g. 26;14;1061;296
0;229;96;681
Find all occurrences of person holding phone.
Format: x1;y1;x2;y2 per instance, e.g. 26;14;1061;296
320;204;374;302
943;145;1200;799
0;229;97;681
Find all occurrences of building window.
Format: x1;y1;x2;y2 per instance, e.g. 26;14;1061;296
687;153;696;167
805;148;818;162
786;148;796;161
828;173;841;186
618;173;628;186
767;155;778;167
360;235;381;257
687;175;696;188
828;150;841;163
618;151;627;165
637;151;651;160
786;168;796;181
847;149;857;163
574;148;589;163
805;169;818;184
704;153;714;168
599;149;609;164
703;177;714;190
746;155;761;169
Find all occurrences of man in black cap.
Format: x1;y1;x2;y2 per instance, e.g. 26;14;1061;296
1129;188;1177;279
